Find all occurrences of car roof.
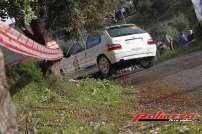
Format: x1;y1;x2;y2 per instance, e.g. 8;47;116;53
106;24;137;30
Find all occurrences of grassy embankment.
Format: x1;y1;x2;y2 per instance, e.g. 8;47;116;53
7;62;202;133
13;78;129;133
7;62;134;133
159;38;202;62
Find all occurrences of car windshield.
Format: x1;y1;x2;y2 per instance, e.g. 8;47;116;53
107;26;145;38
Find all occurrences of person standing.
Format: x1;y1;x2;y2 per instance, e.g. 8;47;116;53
166;34;174;51
188;30;194;41
121;7;126;24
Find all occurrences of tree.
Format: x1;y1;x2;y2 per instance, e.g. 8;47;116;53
138;0;153;14
133;0;139;10
1;0;122;75
0;50;17;134
1;0;121;39
151;0;169;17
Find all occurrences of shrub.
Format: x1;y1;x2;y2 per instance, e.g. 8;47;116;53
6;61;43;94
151;0;169;16
138;0;153;14
150;12;191;40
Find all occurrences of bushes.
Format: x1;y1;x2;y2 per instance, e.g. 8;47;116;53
6;61;43;94
151;0;169;17
138;0;153;14
128;0;197;41
137;0;169;20
149;12;191;40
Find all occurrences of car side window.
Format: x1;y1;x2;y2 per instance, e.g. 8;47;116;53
69;43;84;56
86;36;101;49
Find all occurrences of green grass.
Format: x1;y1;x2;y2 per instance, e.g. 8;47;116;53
13;77;133;133
159;38;202;62
142;123;202;134
158;124;202;134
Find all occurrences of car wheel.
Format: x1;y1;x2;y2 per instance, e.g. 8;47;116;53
140;57;154;69
98;56;111;78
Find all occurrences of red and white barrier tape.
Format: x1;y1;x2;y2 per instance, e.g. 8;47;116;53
0;23;63;61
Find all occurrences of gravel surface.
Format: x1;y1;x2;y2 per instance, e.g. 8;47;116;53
116;51;202;115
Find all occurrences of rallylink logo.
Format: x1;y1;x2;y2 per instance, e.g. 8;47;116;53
130;112;195;123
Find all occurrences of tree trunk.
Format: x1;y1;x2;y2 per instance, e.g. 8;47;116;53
23;18;62;77
50;61;61;77
0;49;17;134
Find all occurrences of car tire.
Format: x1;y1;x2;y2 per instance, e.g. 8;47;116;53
98;56;112;78
140;57;154;69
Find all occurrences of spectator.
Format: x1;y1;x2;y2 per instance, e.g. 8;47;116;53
182;32;189;42
115;7;126;23
188;30;194;41
177;32;189;46
121;7;126;16
166;34;174;50
115;8;121;20
157;40;171;56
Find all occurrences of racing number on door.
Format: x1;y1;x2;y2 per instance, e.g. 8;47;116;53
73;56;80;71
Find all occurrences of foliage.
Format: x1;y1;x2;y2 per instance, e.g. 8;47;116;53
0;0;33;25
6;61;43;95
138;0;153;14
23;0;32;25
152;12;191;40
127;0;197;41
0;0;122;38
135;0;169;20
151;0;169;17
0;0;7;18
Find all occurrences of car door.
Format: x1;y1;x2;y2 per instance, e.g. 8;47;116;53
84;35;102;73
62;42;86;78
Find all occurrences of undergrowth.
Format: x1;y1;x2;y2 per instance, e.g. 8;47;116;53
4;61;135;133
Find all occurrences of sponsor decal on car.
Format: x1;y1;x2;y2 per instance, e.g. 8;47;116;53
73;56;80;71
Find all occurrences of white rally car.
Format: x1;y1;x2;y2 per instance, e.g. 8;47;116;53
61;24;157;78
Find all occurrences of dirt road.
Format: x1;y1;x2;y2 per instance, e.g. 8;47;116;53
116;51;202;115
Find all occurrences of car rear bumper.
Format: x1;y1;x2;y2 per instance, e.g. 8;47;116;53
120;52;156;60
111;56;155;70
107;47;157;64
